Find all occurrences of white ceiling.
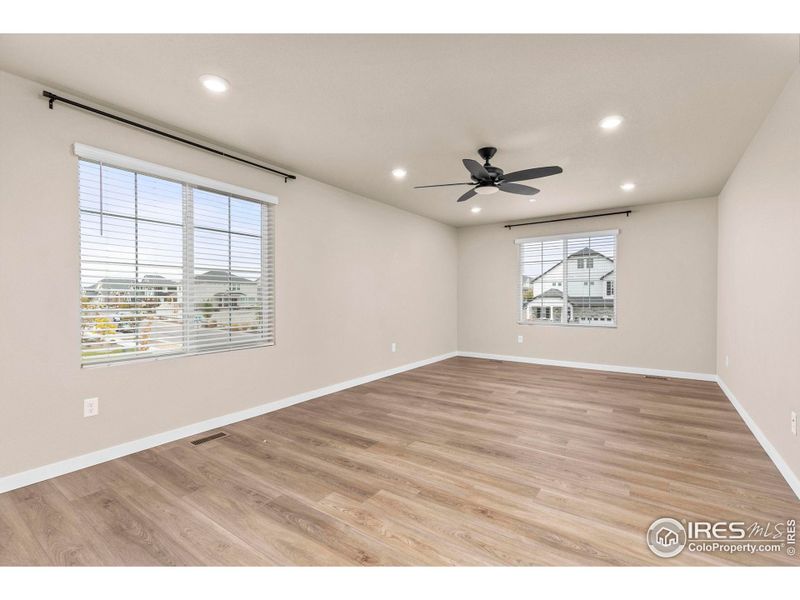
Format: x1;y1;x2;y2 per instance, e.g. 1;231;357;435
1;34;797;226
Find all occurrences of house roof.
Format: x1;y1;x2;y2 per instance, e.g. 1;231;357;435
527;292;612;306
568;247;611;260
89;276;179;291
90;277;136;290
532;288;564;300
600;269;615;280
526;247;614;284
140;275;178;286
195;270;255;284
567;296;611;305
87;271;255;292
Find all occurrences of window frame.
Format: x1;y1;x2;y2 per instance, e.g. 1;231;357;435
516;229;618;329
76;144;277;367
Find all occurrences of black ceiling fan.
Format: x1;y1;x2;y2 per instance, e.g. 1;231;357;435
414;147;563;203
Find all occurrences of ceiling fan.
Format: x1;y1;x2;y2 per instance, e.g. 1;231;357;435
414;147;563;203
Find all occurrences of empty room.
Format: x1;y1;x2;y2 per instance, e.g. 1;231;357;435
1;8;800;589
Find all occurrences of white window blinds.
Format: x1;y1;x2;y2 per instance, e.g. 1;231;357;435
516;230;617;327
79;153;275;366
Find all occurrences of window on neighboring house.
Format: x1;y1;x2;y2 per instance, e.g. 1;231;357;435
78;145;276;366
518;229;618;328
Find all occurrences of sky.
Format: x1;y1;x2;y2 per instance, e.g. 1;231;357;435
79;160;264;288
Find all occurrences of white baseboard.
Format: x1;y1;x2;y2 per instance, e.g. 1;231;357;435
716;377;800;501
5;351;797;504
457;351;717;381
0;351;458;495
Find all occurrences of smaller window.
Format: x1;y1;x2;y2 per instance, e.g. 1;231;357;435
606;281;615;296
518;230;617;328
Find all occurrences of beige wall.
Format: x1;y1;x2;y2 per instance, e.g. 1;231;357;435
458;197;718;374
717;67;800;476
0;71;458;477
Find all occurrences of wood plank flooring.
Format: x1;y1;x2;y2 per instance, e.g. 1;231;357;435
1;357;798;565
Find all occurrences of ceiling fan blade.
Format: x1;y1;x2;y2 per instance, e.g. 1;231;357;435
502;166;563;183
462;159;491;181
499;182;540;196
457;188;478;203
413;182;474;189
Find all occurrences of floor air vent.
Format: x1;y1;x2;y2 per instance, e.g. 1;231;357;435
190;431;228;446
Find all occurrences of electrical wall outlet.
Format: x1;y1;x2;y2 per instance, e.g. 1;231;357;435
84;397;99;417
725;355;729;367
792;411;797;436
391;342;397;353
517;335;524;343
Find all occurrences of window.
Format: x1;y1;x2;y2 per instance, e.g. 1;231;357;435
517;229;617;327
78;145;276;366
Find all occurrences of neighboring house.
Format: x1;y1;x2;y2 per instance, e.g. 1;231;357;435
193;270;261;333
82;270;262;335
193;270;259;310
86;275;180;305
139;275;179;298
523;247;615;324
87;277;138;304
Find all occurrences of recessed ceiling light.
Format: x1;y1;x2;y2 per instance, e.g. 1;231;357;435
620;182;636;191
471;206;482;214
199;74;230;93
599;115;624;130
391;168;407;179
529;198;537;202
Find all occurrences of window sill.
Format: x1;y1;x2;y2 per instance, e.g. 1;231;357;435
81;341;275;369
517;321;617;329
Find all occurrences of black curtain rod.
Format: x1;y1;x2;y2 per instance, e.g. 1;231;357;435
504;209;631;229
42;90;296;182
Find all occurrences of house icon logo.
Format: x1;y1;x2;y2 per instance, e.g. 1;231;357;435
656;527;679;546
647;518;687;558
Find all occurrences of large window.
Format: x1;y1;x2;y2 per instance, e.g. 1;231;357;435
517;229;617;327
78;147;275;366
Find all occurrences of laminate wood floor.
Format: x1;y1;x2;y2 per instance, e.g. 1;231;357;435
1;357;798;565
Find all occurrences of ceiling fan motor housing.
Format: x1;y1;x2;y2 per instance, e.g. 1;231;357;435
477;146;498;163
